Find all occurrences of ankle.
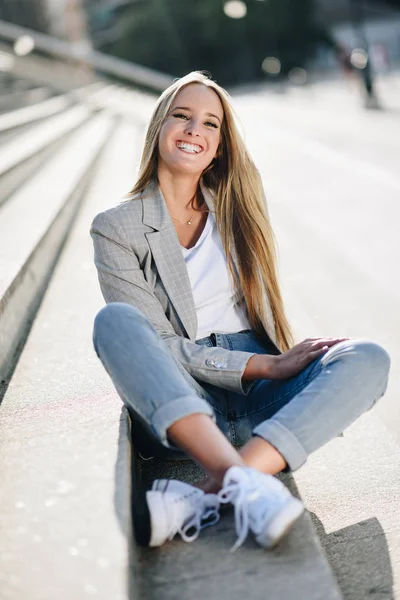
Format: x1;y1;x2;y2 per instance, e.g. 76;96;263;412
194;477;221;494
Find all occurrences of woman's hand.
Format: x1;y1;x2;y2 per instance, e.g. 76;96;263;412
243;337;349;381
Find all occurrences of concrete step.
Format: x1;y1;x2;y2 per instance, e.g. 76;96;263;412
295;411;400;600
0;103;93;207
0;111;114;387
92;84;156;123
0;86;53;113
0;82;106;136
0;41;95;92
0;94;74;134
0;118;140;600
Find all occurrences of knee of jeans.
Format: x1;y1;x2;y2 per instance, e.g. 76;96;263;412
324;338;391;380
93;302;147;344
353;339;390;376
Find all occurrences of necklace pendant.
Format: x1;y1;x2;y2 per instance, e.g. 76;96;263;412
187;219;192;225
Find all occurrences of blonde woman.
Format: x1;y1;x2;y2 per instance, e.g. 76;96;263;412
91;72;390;551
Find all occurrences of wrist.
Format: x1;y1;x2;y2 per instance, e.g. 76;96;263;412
243;354;276;381
261;354;277;379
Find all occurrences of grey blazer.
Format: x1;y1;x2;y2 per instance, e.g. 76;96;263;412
90;179;279;395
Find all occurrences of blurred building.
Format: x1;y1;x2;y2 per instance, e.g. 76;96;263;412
0;0;92;46
314;0;400;72
83;0;132;51
0;0;50;33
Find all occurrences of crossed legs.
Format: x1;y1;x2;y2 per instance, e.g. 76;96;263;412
94;303;390;490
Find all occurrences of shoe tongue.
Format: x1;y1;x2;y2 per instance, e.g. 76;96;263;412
224;465;250;486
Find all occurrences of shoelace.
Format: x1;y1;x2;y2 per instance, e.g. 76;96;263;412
170;494;221;543
218;476;281;552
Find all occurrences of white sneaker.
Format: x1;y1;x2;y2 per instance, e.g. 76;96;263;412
218;466;304;551
147;479;220;547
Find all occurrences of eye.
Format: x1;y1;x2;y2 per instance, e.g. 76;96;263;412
205;121;218;129
172;113;188;120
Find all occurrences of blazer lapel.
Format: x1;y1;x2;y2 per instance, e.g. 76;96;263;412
142;182;197;340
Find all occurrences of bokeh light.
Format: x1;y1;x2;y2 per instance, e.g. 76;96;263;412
261;56;281;76
13;35;35;57
288;67;307;85
223;1;247;19
350;48;368;70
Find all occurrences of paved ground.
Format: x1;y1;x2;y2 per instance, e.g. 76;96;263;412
232;71;400;599
0;119;141;600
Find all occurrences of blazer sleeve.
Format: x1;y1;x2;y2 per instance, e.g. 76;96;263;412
90;211;255;394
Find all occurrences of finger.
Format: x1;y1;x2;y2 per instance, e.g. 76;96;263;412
309;346;330;358
311;337;349;349
309;340;335;350
326;337;350;345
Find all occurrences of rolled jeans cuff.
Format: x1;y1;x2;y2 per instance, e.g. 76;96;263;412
150;395;215;448
252;419;308;471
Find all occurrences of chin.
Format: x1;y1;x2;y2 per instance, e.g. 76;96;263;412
170;160;205;177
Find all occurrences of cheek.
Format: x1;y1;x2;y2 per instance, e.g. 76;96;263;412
158;127;173;160
158;124;168;147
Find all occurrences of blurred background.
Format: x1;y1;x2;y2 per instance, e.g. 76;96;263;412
1;0;400;91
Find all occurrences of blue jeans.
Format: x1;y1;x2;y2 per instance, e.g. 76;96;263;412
93;303;390;471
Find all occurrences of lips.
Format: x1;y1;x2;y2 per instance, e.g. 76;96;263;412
176;140;203;154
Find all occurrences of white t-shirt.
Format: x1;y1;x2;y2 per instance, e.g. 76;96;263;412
181;213;250;340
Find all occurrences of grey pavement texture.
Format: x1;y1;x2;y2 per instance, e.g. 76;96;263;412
0;120;140;600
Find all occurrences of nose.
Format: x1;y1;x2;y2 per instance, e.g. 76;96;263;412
184;118;200;137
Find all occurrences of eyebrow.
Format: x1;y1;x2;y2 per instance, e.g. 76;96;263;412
170;106;222;124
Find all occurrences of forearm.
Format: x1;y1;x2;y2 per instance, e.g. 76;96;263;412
242;353;276;381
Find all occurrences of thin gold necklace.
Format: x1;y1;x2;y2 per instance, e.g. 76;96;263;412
169;191;197;226
170;211;195;226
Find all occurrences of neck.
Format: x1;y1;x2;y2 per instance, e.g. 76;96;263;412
158;167;200;210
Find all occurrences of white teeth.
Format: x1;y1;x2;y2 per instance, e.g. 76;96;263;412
176;142;202;154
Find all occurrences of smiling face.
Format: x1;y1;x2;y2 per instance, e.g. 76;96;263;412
157;83;224;178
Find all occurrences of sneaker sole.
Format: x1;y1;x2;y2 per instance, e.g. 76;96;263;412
256;497;304;549
147;491;170;547
131;457;151;547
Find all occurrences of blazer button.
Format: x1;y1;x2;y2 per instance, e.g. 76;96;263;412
206;357;227;369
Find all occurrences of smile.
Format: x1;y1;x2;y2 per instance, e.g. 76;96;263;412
176;141;203;154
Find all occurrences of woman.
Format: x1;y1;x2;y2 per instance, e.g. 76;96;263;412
91;71;390;551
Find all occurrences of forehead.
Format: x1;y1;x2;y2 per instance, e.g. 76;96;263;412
172;84;224;120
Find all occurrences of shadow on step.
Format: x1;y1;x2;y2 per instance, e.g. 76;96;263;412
310;512;394;600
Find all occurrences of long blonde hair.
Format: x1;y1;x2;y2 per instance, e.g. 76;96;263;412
128;71;293;350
